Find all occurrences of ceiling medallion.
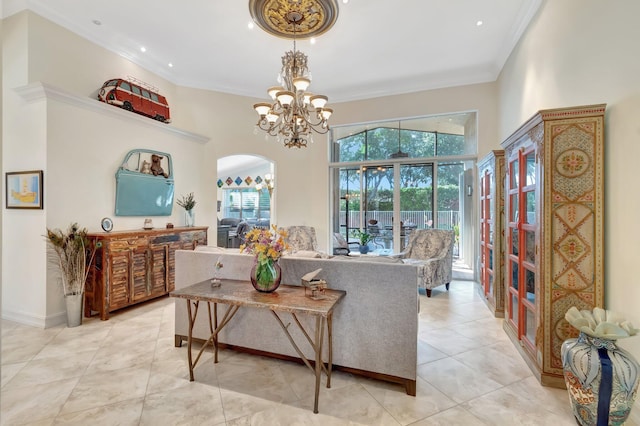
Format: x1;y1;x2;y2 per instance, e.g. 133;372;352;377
249;0;339;39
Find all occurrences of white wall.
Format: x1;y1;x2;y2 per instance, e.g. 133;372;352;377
2;12;49;326
497;0;640;360
0;4;4;325
1;12;210;326
333;82;498;159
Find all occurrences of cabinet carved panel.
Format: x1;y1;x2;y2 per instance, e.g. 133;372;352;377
85;227;208;320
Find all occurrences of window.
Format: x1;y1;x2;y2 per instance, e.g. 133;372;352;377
219;188;270;221
151;93;159;102
132;85;141;96
330;112;476;254
332;113;472;163
120;82;131;91
141;89;151;99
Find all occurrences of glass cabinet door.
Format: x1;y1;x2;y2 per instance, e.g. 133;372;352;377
479;168;493;298
506;147;537;354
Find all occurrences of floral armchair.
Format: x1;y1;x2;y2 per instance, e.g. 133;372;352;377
283;226;318;253
394;229;455;297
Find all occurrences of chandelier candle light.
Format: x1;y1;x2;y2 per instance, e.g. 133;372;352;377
252;8;333;148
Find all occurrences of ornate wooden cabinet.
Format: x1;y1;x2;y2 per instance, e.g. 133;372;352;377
501;104;605;387
85;227;208;320
477;150;505;318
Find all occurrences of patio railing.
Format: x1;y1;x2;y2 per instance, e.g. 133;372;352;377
340;210;459;230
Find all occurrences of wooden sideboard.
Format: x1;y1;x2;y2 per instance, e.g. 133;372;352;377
85;227;208;320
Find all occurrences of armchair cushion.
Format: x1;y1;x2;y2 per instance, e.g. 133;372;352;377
283;226;318;253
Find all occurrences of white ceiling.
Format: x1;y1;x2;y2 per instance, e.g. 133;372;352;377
4;0;541;103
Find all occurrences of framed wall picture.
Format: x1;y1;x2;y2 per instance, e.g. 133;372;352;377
6;170;44;209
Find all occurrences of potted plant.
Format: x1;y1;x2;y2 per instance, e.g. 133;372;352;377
177;192;196;227
353;229;372;254
45;223;96;327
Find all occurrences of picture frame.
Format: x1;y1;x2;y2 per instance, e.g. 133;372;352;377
6;170;44;209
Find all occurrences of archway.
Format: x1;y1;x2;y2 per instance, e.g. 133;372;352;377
216;155;274;247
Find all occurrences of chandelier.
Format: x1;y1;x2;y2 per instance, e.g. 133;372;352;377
252;7;334;148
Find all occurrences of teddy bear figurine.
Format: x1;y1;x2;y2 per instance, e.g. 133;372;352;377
140;160;151;174
150;154;168;178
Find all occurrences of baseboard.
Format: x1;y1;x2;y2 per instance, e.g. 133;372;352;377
2;308;66;329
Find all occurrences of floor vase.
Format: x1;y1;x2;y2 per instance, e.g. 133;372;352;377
562;333;639;426
250;259;281;293
65;293;83;327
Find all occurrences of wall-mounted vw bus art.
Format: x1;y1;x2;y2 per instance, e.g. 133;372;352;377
115;149;174;216
98;77;171;123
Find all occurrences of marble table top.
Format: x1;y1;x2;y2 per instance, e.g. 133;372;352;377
171;279;346;317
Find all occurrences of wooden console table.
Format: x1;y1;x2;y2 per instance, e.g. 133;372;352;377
171;279;346;414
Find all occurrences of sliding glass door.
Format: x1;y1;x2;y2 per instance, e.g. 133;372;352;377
363;165;394;249
398;164;434;250
336;163;437;252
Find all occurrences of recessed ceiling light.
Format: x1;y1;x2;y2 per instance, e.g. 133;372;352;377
92;19;102;26
476;20;483;26
140;46;146;52
342;0;349;3
310;37;316;45
168;63;173;68
248;21;254;30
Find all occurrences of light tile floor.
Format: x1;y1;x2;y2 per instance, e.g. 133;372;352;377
2;281;639;425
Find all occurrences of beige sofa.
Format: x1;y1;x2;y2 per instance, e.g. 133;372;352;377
174;249;421;395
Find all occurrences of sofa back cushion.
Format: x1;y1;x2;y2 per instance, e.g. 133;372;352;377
220;217;242;228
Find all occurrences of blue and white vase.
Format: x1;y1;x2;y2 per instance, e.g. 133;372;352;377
562;307;640;426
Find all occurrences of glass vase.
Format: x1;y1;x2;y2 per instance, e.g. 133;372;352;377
562;332;640;426
184;209;195;227
250;258;281;293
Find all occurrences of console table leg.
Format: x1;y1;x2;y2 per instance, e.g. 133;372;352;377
186;300;199;382
326;314;333;389
313;316;324;414
207;302;219;363
213;303;219;363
